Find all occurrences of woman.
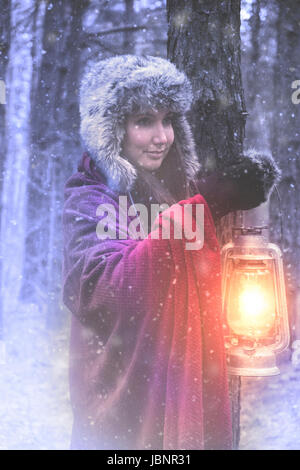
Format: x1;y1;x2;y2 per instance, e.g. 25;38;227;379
62;55;279;450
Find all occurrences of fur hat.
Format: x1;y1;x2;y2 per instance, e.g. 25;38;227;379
79;55;201;192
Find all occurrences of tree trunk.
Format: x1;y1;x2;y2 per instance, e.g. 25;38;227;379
0;0;34;335
22;0;89;327
0;0;10;172
167;0;247;450
123;0;135;53
167;0;246;170
240;0;270;232
244;0;261;146
270;0;300;341
0;0;11;351
248;0;261;110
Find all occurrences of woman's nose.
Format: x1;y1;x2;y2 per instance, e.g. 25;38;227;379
152;122;168;144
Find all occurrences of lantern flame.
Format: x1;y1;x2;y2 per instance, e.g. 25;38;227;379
226;266;277;338
239;286;268;319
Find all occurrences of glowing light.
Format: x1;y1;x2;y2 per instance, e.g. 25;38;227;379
237;285;276;336
239;286;268;319
226;263;276;338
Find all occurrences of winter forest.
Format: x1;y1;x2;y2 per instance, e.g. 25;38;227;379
0;0;300;450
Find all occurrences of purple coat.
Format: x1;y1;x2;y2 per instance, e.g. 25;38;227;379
62;154;232;450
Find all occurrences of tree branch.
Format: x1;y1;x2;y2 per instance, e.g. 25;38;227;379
85;23;148;38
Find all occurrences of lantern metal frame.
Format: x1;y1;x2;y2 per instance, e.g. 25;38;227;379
221;227;290;377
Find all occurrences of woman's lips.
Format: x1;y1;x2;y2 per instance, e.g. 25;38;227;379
145;150;165;159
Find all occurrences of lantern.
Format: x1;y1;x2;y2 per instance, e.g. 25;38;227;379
222;227;290;376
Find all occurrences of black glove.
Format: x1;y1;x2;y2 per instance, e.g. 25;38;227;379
197;149;281;220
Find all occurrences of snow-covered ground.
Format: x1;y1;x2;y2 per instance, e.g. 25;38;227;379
240;353;300;450
0;304;299;450
0;305;72;450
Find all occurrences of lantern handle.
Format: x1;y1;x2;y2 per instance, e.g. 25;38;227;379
232;226;269;237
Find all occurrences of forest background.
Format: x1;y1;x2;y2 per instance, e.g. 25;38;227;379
0;0;300;450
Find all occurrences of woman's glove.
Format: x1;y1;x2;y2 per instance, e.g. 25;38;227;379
197;149;281;220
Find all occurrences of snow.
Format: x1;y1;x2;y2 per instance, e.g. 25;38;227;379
240;355;300;450
1;0;299;452
0;302;299;449
0;304;72;450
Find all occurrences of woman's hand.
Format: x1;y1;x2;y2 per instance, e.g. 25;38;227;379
221;149;281;208
196;149;281;220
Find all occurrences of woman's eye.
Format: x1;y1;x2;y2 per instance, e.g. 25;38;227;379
135;115;173;127
136;118;151;126
163;117;173;126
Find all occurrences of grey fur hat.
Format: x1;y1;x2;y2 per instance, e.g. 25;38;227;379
79;55;201;192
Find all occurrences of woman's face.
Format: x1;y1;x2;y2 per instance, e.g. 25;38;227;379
122;109;175;171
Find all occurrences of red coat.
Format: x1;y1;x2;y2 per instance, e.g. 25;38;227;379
62;154;232;450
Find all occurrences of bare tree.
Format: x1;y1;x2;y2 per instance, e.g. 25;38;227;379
21;0;89;327
0;0;10;198
0;0;11;347
167;0;247;449
123;0;135;53
270;0;300;340
244;0;261;145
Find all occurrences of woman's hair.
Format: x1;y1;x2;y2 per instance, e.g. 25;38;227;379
129;138;191;207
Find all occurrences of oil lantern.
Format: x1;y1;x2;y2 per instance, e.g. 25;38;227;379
221;227;290;376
